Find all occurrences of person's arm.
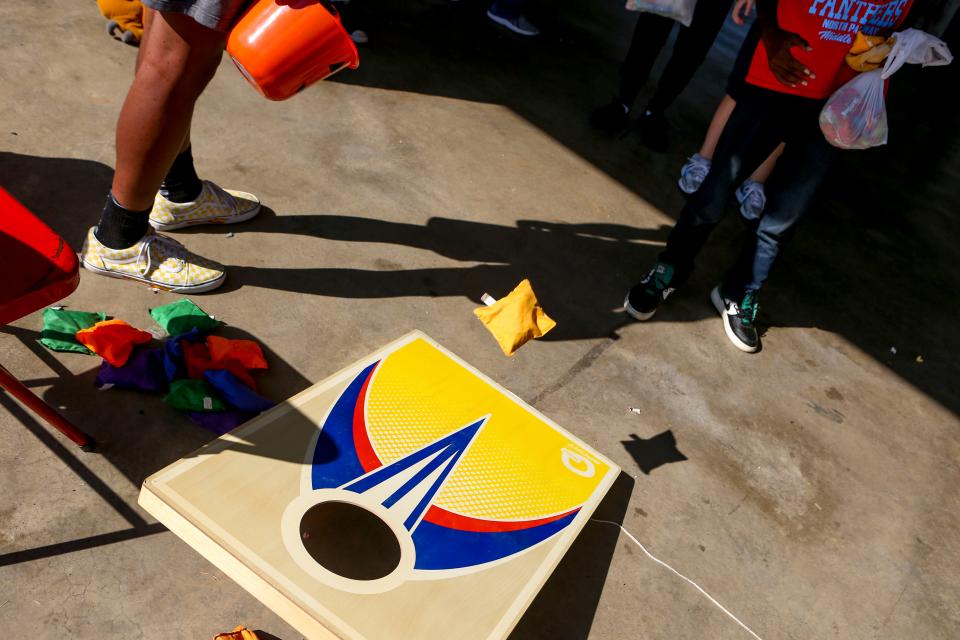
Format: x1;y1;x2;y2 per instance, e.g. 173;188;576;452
756;0;816;88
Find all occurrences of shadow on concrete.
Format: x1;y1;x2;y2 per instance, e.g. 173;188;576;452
328;0;752;219
621;430;688;475
324;0;960;416
217;207;671;342
0;521;167;567
0;363;169;567
510;471;634;640
3;137;959;422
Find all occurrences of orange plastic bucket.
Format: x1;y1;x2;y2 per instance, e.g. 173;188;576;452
227;0;359;101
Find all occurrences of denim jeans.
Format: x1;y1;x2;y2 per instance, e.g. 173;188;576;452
660;86;837;297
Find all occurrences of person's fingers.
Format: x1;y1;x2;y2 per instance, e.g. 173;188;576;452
787;32;813;53
771;61;808;87
781;34;816;79
786;57;816;81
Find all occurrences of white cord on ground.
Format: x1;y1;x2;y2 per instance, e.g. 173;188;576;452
591;519;764;640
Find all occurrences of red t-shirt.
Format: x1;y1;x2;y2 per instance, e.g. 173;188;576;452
746;0;914;99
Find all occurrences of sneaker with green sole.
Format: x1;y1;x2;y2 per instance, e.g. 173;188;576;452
624;261;676;321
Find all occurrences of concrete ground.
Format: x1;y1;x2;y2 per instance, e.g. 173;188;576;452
2;1;959;638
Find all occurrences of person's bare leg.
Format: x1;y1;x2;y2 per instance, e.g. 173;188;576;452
111;9;224;211
698;94;737;160
136;10;193;157
746;143;785;184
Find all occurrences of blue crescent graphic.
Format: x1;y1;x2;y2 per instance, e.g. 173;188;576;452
308;362;579;571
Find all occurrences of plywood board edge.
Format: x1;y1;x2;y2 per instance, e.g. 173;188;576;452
138;486;342;640
487;464;621;640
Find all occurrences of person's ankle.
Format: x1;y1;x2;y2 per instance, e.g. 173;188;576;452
160;180;203;203
160;146;204;203
94;192;151;250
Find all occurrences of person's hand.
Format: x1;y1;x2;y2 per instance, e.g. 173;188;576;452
732;0;755;25
761;26;816;88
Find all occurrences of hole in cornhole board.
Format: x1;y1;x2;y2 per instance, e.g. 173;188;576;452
299;501;401;580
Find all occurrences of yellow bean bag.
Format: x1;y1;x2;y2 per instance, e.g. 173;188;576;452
96;0;144;45
474;279;557;356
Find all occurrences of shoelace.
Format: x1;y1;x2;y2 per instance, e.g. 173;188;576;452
643;263;673;296
136;233;187;275
683;158;710;185
742;185;766;212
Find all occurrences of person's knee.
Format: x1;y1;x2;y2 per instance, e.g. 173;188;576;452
136;11;225;92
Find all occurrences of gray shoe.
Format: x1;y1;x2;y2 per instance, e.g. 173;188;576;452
735;180;767;220
678;154;711;194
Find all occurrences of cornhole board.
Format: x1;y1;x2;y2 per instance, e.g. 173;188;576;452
139;332;618;640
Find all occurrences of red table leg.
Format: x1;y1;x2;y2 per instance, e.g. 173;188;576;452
0;363;95;451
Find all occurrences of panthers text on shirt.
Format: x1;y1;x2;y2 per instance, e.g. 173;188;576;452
809;0;911;39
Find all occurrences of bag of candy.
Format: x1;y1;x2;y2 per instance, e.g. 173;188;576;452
820;29;953;150
819;69;887;150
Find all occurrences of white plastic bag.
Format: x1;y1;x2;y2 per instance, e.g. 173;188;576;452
819;69;887;150
625;0;698;27
880;28;954;79
820;29;953;150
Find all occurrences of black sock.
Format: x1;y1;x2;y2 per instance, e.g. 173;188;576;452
94;193;152;249
160;146;203;203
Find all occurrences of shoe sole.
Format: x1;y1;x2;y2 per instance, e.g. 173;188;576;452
149;203;262;232
81;258;226;294
677;178;698;195
486;10;538;35
710;286;759;353
624;294;656;321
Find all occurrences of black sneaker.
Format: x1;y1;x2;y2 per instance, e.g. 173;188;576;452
590;98;630;134
639;110;669;152
710;286;760;353
624;262;676;321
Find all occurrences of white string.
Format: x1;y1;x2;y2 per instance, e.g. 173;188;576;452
590;519;764;640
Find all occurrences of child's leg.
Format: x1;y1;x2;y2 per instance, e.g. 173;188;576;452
698;94;737;160
661;91;783;282
746;142;785;184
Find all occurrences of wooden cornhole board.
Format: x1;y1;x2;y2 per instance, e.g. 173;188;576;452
140;332;618;640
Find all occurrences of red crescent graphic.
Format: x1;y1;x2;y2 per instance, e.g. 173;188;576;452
352;365;382;473
423;505;580;532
